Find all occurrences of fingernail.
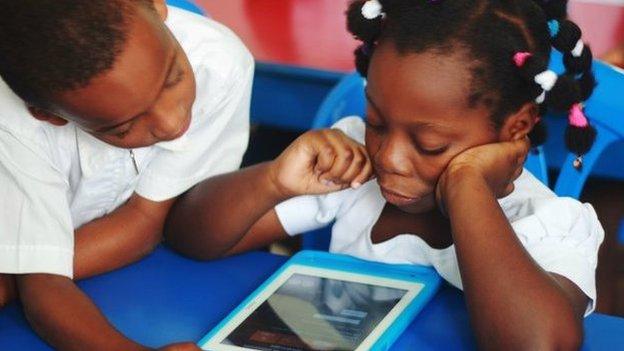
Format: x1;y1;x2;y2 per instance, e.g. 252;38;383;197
322;179;336;187
351;181;362;189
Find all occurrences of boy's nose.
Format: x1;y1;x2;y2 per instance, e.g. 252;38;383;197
151;107;188;141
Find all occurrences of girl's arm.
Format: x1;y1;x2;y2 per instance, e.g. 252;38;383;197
16;273;199;351
438;138;586;350
164;129;373;260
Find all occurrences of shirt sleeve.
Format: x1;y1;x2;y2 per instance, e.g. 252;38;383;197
135;56;253;202
510;196;604;316
0;130;74;278
275;188;358;236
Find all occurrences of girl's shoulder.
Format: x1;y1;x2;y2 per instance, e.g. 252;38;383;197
500;169;604;243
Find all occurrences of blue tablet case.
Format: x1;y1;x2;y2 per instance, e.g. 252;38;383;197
199;250;442;351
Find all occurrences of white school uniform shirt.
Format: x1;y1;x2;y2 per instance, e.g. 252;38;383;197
276;117;605;315
0;6;253;278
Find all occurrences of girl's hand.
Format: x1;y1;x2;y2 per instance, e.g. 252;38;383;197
157;342;201;351
269;129;373;198
436;137;530;210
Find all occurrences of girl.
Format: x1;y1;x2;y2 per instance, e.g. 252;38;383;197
166;0;604;349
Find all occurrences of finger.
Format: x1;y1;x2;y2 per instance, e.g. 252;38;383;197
320;132;357;184
336;147;368;185
352;151;374;188
314;145;336;176
321;147;354;185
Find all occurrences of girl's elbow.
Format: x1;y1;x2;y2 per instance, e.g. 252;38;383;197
516;316;583;351
527;323;583;351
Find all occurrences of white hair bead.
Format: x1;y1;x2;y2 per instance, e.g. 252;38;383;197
571;39;584;58
534;70;558;92
533;70;558;104
361;0;384;20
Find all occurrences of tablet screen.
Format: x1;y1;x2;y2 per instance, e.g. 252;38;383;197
220;273;408;351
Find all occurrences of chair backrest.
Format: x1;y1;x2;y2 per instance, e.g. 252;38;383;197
304;54;624;250
166;0;205;15
551;59;624;198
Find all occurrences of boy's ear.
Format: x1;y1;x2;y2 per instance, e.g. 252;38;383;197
27;106;69;127
498;102;539;142
152;0;169;21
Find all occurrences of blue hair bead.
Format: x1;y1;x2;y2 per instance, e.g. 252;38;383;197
548;20;560;38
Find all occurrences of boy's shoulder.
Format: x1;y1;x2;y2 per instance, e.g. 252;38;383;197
166;6;253;79
0;79;70;159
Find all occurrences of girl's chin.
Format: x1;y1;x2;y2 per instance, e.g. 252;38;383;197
395;196;437;214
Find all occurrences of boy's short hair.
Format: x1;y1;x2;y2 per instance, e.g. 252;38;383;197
0;0;154;108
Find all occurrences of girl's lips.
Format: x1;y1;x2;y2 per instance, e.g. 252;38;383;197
379;186;420;205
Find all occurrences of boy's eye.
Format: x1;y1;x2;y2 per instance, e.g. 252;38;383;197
114;128;132;139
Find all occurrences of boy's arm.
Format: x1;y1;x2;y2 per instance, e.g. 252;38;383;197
437;138;587;350
73;194;176;280
165;129;373;260
0;194;175;306
16;273;199;351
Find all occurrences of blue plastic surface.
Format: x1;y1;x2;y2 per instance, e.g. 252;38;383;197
199;250;442;350
0;247;623;350
251;62;345;130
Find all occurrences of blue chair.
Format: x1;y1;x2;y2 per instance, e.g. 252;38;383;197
303;53;624;250
166;0;205;15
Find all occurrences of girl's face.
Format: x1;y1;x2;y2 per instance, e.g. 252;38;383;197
365;42;501;214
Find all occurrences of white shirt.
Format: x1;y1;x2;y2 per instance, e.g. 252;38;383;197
0;6;253;278
276;117;605;315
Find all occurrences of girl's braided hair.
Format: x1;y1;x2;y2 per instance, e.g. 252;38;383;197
347;0;596;168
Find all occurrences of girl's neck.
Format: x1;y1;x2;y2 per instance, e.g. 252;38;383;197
371;203;453;249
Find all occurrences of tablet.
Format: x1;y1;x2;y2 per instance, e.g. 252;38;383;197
199;250;441;351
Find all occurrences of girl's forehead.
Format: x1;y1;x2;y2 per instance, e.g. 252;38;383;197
367;43;491;131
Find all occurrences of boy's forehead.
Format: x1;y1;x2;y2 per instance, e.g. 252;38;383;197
53;5;175;130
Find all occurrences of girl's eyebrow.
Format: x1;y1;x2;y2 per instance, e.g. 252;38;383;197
364;89;384;118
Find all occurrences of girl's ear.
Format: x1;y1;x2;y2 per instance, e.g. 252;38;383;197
498;103;539;141
27;106;68;126
152;0;168;21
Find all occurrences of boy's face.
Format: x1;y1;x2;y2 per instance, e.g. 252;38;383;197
364;42;501;214
41;2;196;149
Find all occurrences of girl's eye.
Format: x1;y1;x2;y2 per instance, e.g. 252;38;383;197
365;118;385;132
419;145;449;156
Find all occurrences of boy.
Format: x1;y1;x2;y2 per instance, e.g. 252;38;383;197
0;0;252;349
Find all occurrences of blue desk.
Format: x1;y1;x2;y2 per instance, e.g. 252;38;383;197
0;247;622;350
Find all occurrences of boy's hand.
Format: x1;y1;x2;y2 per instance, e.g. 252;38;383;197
436;137;530;210
0;274;17;308
269;129;373;198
